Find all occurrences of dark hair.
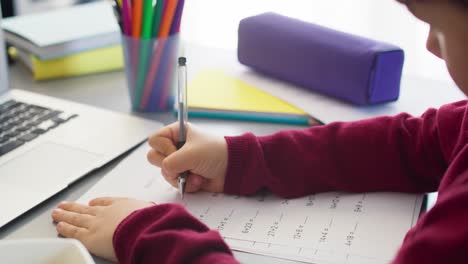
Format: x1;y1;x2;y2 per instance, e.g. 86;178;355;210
398;0;468;8
457;0;468;7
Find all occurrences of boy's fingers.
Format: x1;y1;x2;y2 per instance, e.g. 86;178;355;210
162;167;178;180
52;209;93;229
162;147;197;174
149;123;180;144
58;202;96;216
148;137;177;155
147;149;165;167
56;221;88;240
88;197;126;207
161;169;178;188
184;174;204;193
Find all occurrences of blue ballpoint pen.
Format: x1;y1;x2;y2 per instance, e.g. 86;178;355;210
177;57;188;198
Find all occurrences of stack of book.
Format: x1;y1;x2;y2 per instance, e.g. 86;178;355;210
1;1;123;80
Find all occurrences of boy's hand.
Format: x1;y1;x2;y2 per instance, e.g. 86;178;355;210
51;198;154;262
147;123;228;193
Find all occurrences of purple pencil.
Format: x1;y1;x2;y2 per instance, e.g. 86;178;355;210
169;0;185;35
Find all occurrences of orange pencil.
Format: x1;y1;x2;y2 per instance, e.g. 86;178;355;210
158;0;179;37
132;0;143;37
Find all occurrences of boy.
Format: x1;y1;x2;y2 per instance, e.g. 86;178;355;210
51;1;468;263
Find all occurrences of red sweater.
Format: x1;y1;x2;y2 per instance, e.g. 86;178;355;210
113;100;468;264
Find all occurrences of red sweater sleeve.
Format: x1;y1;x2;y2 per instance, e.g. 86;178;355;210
224;100;467;198
113;203;239;264
393;167;468;263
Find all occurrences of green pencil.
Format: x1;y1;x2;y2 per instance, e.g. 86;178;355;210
141;0;154;39
151;0;165;37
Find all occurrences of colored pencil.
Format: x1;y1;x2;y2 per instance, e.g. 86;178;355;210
141;0;154;39
151;0;166;37
122;0;132;35
158;37;179;109
159;0;185;109
139;0;166;109
169;0;184;35
142;0;179;109
132;0;143;38
158;0;178;37
133;0;155;110
140;39;167;109
148;40;173;111
146;0;178;108
187;110;324;126
140;0;171;109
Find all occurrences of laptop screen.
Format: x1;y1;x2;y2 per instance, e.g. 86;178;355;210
0;6;9;95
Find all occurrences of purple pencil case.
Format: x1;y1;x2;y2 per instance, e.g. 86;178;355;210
238;13;405;105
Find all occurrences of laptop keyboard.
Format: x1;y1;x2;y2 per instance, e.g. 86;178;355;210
0;100;78;156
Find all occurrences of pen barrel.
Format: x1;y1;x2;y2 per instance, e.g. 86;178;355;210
177;58;188;142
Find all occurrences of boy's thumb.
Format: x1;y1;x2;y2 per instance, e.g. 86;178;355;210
162;147;196;174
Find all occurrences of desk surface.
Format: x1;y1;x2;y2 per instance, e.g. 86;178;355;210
0;43;464;264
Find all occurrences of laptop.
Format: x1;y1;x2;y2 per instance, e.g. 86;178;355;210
0;8;162;228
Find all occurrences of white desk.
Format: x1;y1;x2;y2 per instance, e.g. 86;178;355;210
0;43;464;264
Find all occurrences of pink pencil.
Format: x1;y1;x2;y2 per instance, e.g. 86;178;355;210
139;39;167;109
158;38;178;109
122;0;132;35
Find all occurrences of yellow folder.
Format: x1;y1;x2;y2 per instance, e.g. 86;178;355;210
17;45;124;80
188;70;322;126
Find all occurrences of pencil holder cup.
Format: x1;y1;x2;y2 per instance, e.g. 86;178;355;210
122;34;180;112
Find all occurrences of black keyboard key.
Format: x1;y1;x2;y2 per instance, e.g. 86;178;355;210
31;128;46;135
37;110;62;122
27;107;46;117
18;133;38;142
11;105;29;116
0;115;11;124
0;140;23;156
0;100;17;112
1;102;23;113
7;119;22;126
16;125;31;132
51;116;66;124
29;104;48;111
0;124;14;133
0;137;8;144
4;131;20;138
25;120;42;127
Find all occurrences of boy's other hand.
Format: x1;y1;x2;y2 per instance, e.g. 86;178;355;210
147;123;228;193
51;198;154;262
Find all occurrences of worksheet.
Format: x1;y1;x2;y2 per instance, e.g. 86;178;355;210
79;144;423;264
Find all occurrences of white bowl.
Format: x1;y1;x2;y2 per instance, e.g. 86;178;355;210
0;238;95;264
